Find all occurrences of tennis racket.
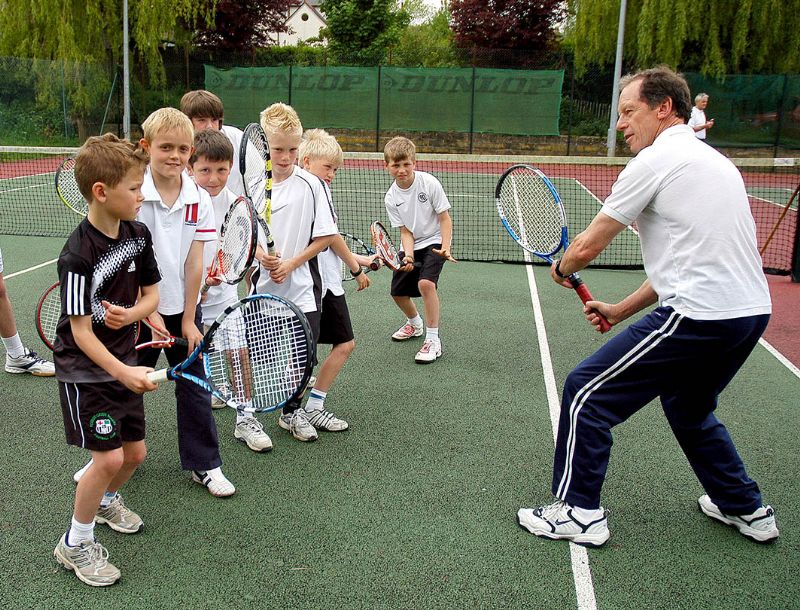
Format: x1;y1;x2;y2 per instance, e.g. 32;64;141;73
55;156;88;217
36;282;141;350
135;316;189;351
239;123;277;256
202;195;258;294
369;221;422;271
340;232;381;281
146;294;314;413
495;164;611;333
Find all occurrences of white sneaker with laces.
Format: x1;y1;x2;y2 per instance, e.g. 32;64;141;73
234;417;273;452
698;495;779;542
305;408;349;432
415;338;442;364
392;322;424;341
277;410;318;442
517;500;610;547
54;533;121;587
192;468;235;497
5;350;55;376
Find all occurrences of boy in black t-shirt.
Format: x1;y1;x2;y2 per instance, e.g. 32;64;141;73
53;134;161;587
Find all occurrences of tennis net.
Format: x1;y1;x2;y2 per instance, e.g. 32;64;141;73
2;146;798;274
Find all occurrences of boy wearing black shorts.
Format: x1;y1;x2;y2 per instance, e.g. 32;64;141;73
53;134;160;586
383;136;456;363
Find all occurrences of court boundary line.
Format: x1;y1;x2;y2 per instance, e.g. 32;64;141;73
759;338;800;380
4;258;58;279
524;263;599;610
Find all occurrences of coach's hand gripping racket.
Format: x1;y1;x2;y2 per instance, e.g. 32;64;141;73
202;195;258;294
495;164;612;333
55;156;88;217
369;221;421;271
240;123;277;257
146;294;314;413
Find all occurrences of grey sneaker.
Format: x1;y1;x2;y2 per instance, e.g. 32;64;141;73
517;500;610;548
391;322;424;341
54;533;121;587
5;350;55;376
278;410;319;442
95;494;143;534
234;417;273;452
698;495;779;543
305;408;349;432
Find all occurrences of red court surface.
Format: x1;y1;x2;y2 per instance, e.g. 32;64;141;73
764;274;800;367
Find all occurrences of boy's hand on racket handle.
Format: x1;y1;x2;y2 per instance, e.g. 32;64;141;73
256;248;281;271
399;255;415;272
119;365;159;394
181;318;203;353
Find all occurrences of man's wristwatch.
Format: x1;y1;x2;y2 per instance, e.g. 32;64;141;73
555;260;568;279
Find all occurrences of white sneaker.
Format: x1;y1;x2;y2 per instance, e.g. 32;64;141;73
305;408;349;432
191;468;235;497
415;338;442;364
517;500;610;547
234;417;273;452
392;322;423;341
5;350;55;376
73;459;93;484
698;495;779;543
277;410;318;442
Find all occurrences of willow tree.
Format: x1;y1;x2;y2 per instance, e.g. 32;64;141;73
566;0;800;77
0;0;215;139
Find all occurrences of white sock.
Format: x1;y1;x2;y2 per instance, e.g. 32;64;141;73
235;410;251;425
572;505;603;521
67;516;95;546
1;333;25;358
426;327;439;341
408;315;423;328
304;389;327;413
100;491;117;508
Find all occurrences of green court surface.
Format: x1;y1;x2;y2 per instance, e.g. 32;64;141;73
0;236;798;609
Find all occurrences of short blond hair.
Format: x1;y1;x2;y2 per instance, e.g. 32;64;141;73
141;107;194;143
74;134;149;202
299;129;343;167
259;103;303;139
383;136;415;163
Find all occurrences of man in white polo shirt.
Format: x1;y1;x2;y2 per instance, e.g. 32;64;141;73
517;67;777;547
688;92;714;141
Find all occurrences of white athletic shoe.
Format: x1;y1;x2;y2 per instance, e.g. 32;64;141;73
392;322;424;341
278;410;319;442
192;468;235;497
5;350;55;376
54;533;121;587
415;338;442;364
517;500;610;547
305;408;349;432
234;417;273;452
698;495;779;543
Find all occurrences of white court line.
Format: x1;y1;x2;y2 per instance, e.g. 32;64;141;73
4;258;58;279
759;338;800;380
524;263;598;610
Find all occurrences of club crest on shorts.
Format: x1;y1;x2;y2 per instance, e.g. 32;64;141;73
90;412;117;440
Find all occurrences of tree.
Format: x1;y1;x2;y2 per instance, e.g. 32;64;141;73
320;0;411;64
565;0;800;77
449;0;566;50
194;0;292;51
389;9;459;67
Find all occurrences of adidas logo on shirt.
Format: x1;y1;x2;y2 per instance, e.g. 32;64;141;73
128;261;136;273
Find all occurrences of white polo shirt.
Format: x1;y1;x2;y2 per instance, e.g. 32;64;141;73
385;170;451;249
317;182;345;297
253;166;336;312
601;124;771;320
221;125;244;197
139;168;217;315
688;106;708;140
201;186;240;325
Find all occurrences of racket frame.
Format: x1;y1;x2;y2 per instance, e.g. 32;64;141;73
202;195;258;293
55;156;88;217
239;123;276;256
339;232;377;281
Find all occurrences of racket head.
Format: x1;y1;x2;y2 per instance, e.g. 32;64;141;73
370;221;404;270
211;196;258;285
203;294;314;413
55;156;88;217
240;123;273;224
339;232;374;281
495;164;568;261
35;282;61;350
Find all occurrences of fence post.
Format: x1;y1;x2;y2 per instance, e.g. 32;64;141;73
773;74;789;157
566;63;575;155
61;62;69;139
375;65;382;152
792;191;800;283
288;65;293;105
468;66;476;154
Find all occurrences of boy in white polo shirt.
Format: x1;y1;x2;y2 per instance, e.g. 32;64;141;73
136;108;235;496
252;103;336;442
383;136;456;364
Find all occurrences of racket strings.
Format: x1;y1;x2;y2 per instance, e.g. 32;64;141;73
372;226;400;267
502;171;565;255
243;133;269;216
217;207;255;282
37;287;62;349
340;233;371;279
56;158;88;216
206;299;310;411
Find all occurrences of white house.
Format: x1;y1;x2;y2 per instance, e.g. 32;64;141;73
273;1;327;46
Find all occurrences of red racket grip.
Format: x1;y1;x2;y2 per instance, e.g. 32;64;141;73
569;274;612;333
369;258;383;271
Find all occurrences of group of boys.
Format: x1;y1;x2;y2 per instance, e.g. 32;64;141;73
48;91;456;586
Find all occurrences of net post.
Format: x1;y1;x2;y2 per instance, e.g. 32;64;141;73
792;190;800;283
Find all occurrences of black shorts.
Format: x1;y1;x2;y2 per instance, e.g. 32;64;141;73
390;244;447;298
318;290;354;345
59;380;145;451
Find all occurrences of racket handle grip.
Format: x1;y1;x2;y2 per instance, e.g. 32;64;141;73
570;275;613;333
147;369;168;384
200;282;211;295
369;258;382;271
